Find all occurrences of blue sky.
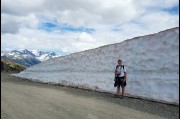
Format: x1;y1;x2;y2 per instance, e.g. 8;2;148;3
39;22;95;33
1;0;179;56
164;4;179;14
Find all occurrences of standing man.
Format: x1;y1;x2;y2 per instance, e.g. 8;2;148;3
114;59;127;98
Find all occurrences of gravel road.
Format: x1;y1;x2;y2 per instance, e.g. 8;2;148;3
1;72;179;119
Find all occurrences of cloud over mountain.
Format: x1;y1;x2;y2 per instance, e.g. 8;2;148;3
1;0;179;55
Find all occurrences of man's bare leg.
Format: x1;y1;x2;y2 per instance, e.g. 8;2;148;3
116;86;120;95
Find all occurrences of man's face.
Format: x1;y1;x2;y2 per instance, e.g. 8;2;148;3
118;60;122;65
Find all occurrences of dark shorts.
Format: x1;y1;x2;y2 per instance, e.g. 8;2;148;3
114;76;126;88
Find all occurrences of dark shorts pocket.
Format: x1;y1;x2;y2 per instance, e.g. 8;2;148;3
120;77;126;87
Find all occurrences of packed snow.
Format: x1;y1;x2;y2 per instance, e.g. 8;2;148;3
14;27;179;105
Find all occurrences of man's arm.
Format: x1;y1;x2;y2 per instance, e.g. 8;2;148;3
114;65;118;75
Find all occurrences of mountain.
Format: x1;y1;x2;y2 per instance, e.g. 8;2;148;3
21;49;36;57
1;49;60;67
1;59;26;73
13;27;179;105
31;50;58;61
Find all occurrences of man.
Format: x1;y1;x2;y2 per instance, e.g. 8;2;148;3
114;59;127;98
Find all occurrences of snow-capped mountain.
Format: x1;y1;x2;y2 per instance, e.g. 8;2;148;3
14;27;179;105
1;49;60;67
21;49;36;57
30;50;58;61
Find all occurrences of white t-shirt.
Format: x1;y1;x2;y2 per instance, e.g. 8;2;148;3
115;65;126;77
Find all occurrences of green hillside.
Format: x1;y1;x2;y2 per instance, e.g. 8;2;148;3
1;59;26;73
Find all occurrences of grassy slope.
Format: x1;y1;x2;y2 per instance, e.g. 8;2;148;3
1;58;26;73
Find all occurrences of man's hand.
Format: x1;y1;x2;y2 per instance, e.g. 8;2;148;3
124;77;126;81
114;71;116;75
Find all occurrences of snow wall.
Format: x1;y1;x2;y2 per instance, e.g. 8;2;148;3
14;27;179;105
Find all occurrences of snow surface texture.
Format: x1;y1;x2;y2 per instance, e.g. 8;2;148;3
14;27;179;105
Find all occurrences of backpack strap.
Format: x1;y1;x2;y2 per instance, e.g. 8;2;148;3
122;65;124;70
116;65;124;70
116;65;119;71
121;65;125;72
116;65;125;72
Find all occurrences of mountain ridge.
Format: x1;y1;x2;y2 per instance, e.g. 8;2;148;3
1;49;61;67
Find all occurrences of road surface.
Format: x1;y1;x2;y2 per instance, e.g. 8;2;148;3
1;72;178;119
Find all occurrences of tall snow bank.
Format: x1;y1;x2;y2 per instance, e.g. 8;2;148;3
14;27;179;105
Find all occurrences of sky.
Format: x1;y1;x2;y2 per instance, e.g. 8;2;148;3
1;0;179;56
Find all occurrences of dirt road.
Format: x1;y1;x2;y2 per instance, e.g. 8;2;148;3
1;72;178;119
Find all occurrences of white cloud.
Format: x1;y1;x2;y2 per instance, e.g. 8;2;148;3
41;0;141;27
78;32;96;43
1;0;44;16
135;0;178;8
138;11;179;32
1;14;19;34
1;0;179;55
1;13;39;34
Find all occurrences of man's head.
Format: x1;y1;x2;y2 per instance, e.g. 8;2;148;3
118;59;122;65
